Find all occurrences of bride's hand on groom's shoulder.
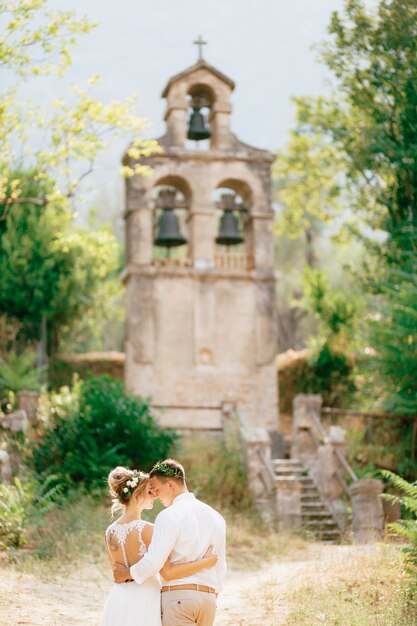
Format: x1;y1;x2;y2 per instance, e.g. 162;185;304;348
202;544;218;568
113;561;132;583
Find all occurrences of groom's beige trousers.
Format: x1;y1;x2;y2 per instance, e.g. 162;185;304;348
161;589;217;626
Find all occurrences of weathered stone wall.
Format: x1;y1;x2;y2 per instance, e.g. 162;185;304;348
125;272;278;430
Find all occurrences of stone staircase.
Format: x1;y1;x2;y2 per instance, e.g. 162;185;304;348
273;459;341;543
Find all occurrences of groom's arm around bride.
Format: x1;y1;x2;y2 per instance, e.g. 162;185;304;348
114;458;226;626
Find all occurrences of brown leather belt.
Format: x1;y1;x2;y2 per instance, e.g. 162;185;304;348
161;584;216;594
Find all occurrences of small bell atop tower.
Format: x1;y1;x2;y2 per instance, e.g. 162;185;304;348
187;105;211;141
161;37;235;151
187;90;212;141
186;36;211;142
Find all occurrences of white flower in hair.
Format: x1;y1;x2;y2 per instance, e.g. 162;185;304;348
126;480;132;487
123;487;129;493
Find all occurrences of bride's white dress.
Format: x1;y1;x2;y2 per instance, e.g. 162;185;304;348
101;519;161;626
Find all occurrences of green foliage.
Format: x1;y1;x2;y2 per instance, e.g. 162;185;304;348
56;243;124;354
48;356;124;389
365;254;417;416
309;343;356;401
0;1;155;353
0;170;122;350
0;350;43;393
273;107;346;240
0;314;22;360
279;349;355;412
0;475;60;549
0;0;94;78
321;0;417;233
274;0;417;243
0;1;158;210
31;376;177;491
277;266;358;410
293;0;417;237
356;243;417;478
383;470;417;582
301;266;357;340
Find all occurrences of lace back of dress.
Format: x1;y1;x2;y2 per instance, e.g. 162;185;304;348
106;519;147;568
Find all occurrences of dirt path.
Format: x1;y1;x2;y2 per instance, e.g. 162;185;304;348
0;544;381;626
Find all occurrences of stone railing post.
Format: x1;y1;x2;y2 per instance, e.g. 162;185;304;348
222;401;275;512
241;427;272;498
17;390;40;424
0;410;29;432
0;449;12;483
221;398;241;453
350;479;384;542
291;394;323;464
317;443;343;500
316;426;350;530
292;396;354;532
241;426;275;523
275;476;302;531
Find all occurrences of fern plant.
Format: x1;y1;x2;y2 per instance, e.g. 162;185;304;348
0;475;61;549
382;470;417;581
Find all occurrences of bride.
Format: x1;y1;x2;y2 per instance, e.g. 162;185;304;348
101;466;218;626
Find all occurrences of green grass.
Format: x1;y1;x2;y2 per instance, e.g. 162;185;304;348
5;494;108;577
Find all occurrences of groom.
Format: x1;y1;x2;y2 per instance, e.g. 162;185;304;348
113;458;227;626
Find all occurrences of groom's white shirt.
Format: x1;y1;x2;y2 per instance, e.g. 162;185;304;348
130;492;227;591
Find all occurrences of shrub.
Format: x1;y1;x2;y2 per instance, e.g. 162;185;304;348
276;265;359;412
31;376;177;491
278;345;356;413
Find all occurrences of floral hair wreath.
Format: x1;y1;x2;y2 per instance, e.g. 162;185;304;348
152;462;183;479
121;470;141;499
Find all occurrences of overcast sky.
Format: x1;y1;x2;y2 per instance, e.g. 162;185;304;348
57;0;346;148
20;0;377;216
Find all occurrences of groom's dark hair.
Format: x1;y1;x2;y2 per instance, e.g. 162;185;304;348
149;458;185;484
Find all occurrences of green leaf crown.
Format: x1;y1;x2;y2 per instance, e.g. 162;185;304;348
152;462;183;479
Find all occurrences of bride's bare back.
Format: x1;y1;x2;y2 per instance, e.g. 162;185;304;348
102;519;161;626
106;519;152;568
106;517;218;581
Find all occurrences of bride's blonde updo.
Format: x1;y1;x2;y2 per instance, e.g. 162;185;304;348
107;466;149;515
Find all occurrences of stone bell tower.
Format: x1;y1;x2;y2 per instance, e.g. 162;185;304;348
123;50;278;432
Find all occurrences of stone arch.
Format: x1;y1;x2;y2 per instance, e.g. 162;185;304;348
151;174;192;206
212;164;269;214
187;83;215;108
215;178;253;208
185;83;214;152
212;176;261;263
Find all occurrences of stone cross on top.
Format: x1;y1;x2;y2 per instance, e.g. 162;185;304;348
193;35;207;61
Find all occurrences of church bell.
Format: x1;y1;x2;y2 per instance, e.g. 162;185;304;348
215;209;244;246
154;208;187;248
187;107;211;141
